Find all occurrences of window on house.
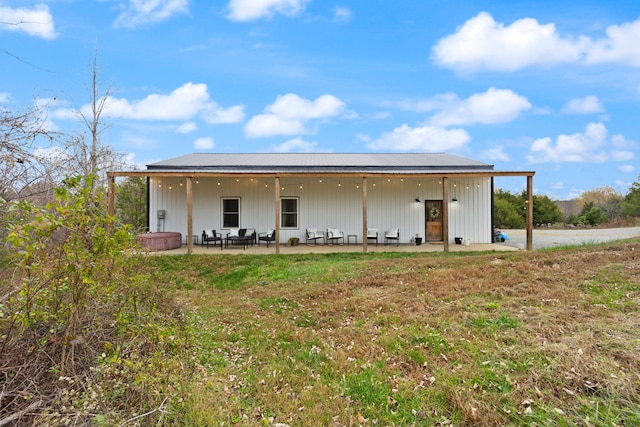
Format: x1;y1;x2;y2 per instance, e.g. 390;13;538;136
281;197;298;229
222;198;240;228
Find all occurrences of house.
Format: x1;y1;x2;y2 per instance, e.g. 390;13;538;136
107;153;534;254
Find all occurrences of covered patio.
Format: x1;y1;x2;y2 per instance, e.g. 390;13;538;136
107;153;535;255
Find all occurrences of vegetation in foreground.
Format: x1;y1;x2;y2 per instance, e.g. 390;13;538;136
1;174;639;425
0;177;191;425
150;241;640;426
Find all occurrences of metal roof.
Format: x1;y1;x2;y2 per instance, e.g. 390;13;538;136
146;153;495;173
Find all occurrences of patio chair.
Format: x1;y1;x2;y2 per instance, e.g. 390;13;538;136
258;229;276;247
306;228;325;245
367;228;379;246
326;228;344;245
202;229;223;250
385;228;400;246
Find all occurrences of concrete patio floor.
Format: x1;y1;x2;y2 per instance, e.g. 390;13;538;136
155;240;519;255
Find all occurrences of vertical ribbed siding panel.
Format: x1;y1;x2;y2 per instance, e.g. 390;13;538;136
447;177;492;244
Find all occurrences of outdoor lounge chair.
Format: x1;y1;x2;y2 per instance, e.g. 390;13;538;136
385;228;400;246
202;229;223;250
367;228;378;246
326;228;344;245
305;228;325;245
258;229;276;247
225;228;256;249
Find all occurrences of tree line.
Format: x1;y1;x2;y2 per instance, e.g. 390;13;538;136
494;183;640;229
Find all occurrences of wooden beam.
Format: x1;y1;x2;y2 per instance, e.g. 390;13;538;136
107;170;536;180
107;174;116;217
275;177;281;255
443;177;449;253
527;175;533;251
362;176;368;253
186;177;193;255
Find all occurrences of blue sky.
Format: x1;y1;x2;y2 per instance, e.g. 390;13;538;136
2;0;639;200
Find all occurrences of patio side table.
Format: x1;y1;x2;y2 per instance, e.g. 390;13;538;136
347;234;357;245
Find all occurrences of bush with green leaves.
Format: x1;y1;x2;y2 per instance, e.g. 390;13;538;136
622;175;640;219
574;202;609;226
0;175;191;425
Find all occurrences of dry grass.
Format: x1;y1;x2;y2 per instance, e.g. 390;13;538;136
152;242;640;426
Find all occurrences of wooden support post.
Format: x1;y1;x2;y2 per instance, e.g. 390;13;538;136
275;177;281;255
443;177;449;253
362;177;368;253
107;174;115;217
186;177;193;255
526;175;533;251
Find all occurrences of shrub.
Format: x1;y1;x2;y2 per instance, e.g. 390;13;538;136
0;175;191;425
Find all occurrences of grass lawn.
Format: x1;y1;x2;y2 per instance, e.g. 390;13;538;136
149;241;640;426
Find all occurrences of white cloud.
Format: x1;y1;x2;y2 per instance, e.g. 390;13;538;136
194;137;215;150
586;17;640;67
0;92;10;103
562;96;603;114
227;0;310;22
611;150;634;161
202;104;246;125
432;13;640;72
245;93;345;138
269;93;345;119
428;87;531;127
333;6;352;23
0;4;56;39
619;164;635;173
54;82;244;124
482;147;511;162
272;137;318;152
432;12;584;72
113;0;189;28
367;124;471;152
527;122;610;163
176;122;197;133
245;114;304;137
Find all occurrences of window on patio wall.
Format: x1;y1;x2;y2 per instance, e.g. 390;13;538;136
281;197;298;229
222;198;240;228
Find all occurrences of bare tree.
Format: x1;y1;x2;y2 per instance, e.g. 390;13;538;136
61;50;128;189
0;103;57;202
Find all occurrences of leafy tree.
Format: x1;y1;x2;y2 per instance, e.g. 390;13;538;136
494;189;563;228
494;196;525;229
116;176;148;232
621;175;640;219
531;194;563;226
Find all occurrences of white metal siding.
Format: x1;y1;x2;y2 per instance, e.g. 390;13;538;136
148;176;493;245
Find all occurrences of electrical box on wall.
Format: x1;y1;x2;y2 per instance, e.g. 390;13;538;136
157;209;166;219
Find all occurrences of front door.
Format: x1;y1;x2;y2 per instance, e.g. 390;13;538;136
425;200;443;241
